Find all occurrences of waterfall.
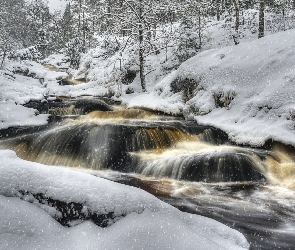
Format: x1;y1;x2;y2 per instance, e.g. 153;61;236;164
1;101;295;187
131;142;266;182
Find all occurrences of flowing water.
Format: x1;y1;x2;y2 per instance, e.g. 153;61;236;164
1;97;295;249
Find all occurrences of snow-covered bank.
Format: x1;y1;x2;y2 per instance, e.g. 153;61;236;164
0;62;49;129
0;61;110;129
1;29;295;147
0;150;249;250
128;29;295;147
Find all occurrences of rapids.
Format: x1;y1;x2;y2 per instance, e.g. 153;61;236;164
1;97;295;249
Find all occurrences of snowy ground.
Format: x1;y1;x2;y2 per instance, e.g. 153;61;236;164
0;150;249;250
126;29;295;147
0;60;109;130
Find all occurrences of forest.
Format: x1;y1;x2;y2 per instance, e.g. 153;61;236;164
1;0;295;91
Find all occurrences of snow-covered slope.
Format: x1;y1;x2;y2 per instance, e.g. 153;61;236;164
0;61;109;129
0;62;49;129
0;150;249;250
129;29;295;147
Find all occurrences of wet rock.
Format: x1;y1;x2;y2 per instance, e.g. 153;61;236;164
15;190;120;227
75;99;112;113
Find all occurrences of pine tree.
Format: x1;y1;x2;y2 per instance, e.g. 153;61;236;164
176;17;199;63
65;37;84;69
0;0;27;65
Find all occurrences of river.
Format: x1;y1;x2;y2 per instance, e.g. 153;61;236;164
1;97;295;249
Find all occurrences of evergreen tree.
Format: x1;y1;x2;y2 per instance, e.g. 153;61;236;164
176;17;199;63
0;0;27;65
65;37;84;69
25;0;52;55
60;3;75;46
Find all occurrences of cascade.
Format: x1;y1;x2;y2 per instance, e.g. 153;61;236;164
1;100;294;185
131;142;266;182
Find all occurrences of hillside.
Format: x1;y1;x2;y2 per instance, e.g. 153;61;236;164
127;29;295;147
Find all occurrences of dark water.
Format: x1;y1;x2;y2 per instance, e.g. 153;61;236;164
84;171;295;250
1;97;295;249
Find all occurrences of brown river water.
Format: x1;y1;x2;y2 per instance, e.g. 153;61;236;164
1;97;295;250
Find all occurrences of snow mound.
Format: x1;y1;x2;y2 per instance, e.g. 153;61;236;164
0;62;50;129
124;71;184;115
0;101;48;129
180;29;295;146
0;150;249;250
128;29;295;147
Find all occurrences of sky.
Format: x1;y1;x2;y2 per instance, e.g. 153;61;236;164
47;0;68;12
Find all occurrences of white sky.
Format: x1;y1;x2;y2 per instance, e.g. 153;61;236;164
47;0;68;12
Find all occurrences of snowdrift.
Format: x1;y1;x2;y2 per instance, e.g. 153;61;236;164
129;29;295;147
0;150;249;250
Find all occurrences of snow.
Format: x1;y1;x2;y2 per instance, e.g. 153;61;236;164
0;60;109;129
1;7;295;250
2;29;295;145
0;150;249;250
125;29;295;147
0;62;49;129
47;0;68;12
26;0;68;13
0;101;48;129
124;92;183;116
0;60;62;104
183;29;295;146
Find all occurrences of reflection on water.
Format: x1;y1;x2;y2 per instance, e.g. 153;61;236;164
1;100;295;249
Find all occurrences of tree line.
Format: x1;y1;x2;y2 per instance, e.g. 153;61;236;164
1;0;295;91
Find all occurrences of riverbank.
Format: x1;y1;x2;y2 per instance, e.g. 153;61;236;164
123;29;295;147
2;29;295;148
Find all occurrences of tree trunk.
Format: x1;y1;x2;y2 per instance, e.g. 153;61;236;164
78;0;82;35
139;34;146;92
198;10;202;48
232;0;239;45
0;50;7;69
82;9;86;53
216;0;220;21
138;0;146;92
282;7;286;31
258;0;265;39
